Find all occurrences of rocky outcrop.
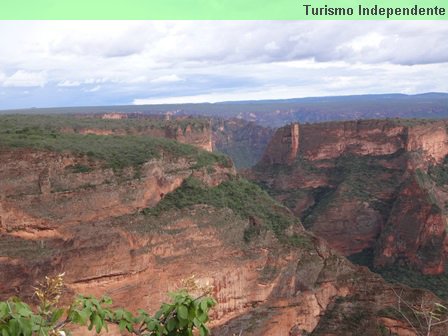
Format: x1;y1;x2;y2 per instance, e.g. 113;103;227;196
213;236;446;336
261;123;299;165
250;119;448;275
375;174;448;275
261;120;448;166
0;147;234;298
62;117;213;152
0;149;229;229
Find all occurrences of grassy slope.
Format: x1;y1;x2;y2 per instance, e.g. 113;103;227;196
143;176;311;248
0;115;228;170
0;114;209;132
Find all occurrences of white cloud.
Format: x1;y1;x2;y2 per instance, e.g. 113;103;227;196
264;41;280;51
150;74;184;83
343;33;385;53
84;78;109;84
85;85;101;92
2;70;47;87
57;80;81;87
0;21;447;108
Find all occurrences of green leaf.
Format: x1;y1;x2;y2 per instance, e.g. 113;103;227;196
15;302;32;317
188;306;196;320
178;316;189;329
192;318;202;328
177;305;189;320
147;320;157;331
199;324;209;336
50;308;65;324
114;308;124;320
7;319;19;336
197;311;208;323
123;310;133;322
0;302;8;317
161;304;172;315
17;317;32;336
166;318;177;332
101;296;112;305
72;308;89;325
118;319;127;332
93;313;103;333
200;300;209;312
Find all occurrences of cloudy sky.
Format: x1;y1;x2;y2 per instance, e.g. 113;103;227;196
0;21;447;109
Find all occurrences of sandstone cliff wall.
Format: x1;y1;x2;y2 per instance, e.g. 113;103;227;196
0;146;441;335
261;123;299;165
253;119;448;275
261;120;448;166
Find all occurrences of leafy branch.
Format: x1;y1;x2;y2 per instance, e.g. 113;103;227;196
0;274;216;336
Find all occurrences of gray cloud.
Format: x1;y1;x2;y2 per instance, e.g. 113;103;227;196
0;21;447;108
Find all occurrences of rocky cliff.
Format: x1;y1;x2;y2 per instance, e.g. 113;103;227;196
0;117;447;335
261;120;448;165
1;147;445;335
251;119;448;276
63;115;213;152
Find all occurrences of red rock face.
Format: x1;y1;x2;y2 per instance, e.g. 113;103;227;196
261;120;448;165
261;123;300;165
0;148;234;297
406;123;448;164
250;119;448;274
1;147;444;336
375;176;448;275
299;120;407;161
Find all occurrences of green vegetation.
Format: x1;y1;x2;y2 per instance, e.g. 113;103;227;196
387;118;439;127
0;115;229;171
379;267;448;301
348;248;448;301
428;156;448;187
0;274;215;336
143;177;305;246
334;154;401;199
415;168;441;209
257;153;402;229
0;114;209;133
65;164;93;173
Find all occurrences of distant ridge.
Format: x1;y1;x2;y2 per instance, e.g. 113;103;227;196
2;92;448;127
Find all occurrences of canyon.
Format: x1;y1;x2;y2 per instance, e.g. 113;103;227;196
0;116;447;335
249;119;448;278
212;118;275;168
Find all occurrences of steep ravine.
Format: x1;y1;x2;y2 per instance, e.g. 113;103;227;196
247;119;448;277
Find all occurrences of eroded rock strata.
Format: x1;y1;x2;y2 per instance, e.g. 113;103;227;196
0;141;446;335
249;119;448;276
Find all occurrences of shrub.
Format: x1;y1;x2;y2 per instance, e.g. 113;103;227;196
0;274;215;336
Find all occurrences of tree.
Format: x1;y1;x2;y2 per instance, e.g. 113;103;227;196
0;274;216;336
